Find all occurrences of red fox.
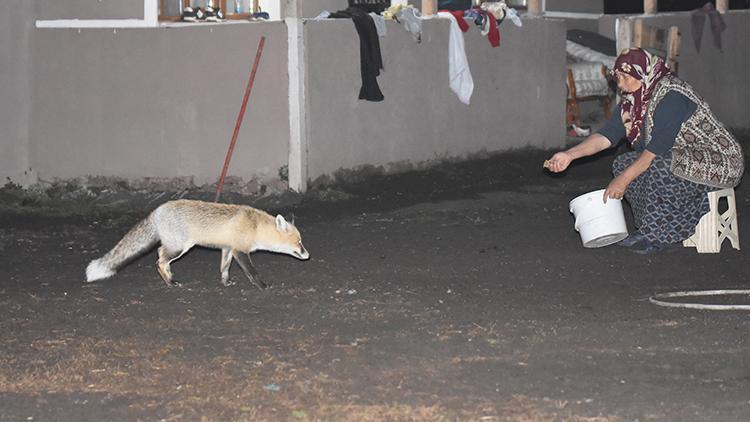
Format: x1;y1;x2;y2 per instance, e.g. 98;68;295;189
85;199;309;288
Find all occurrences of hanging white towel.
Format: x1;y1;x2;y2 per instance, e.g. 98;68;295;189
437;11;473;105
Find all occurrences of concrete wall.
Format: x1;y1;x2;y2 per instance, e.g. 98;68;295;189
304;17;567;181
546;0;604;14
597;13;619;39
599;10;750;129
0;1;34;186
30;22;290;189
300;0;347;17
3;2;746;193
560;17;600;33
0;0;569;191
36;0;142;20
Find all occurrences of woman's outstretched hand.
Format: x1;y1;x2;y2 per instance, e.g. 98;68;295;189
544;152;573;173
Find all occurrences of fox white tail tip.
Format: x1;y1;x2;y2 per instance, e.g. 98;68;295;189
85;259;116;282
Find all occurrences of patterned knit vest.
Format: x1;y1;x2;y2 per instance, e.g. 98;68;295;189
642;75;744;188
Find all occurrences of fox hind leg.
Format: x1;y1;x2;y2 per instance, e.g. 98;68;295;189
157;245;190;287
231;250;267;290
220;248;235;286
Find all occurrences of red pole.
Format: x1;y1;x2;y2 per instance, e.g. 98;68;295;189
215;36;266;203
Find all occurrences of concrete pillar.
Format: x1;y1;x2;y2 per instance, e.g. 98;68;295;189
282;0;298;18
144;0;158;25
633;19;644;47
615;18;633;54
286;12;308;193
644;0;657;14
527;0;542;15
717;0;728;13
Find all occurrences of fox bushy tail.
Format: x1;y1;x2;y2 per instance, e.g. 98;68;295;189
86;216;159;282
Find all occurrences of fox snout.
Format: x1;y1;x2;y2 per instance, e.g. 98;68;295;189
294;242;310;260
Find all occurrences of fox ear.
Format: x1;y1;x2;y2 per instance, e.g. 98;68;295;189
288;213;295;225
275;214;289;232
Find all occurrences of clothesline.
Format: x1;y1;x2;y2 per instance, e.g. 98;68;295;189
320;2;523;104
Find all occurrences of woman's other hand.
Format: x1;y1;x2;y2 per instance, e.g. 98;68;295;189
544;152;573;173
603;150;655;203
603;175;628;203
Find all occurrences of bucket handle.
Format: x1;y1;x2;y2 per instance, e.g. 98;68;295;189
570;207;581;231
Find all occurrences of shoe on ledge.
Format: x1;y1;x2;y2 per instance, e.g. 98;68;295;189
181;6;205;22
205;5;226;21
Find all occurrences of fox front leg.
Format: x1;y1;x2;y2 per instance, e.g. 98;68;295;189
219;248;235;287
231;250;268;290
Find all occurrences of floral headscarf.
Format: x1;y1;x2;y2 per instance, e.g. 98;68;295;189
614;48;673;145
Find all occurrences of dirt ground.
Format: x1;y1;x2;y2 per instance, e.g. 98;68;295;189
1;137;749;421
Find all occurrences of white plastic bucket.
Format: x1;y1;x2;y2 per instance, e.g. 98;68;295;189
569;189;628;248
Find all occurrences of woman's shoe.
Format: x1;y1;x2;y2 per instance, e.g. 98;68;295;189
618;231;646;247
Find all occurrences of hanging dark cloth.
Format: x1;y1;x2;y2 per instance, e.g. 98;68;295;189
690;2;727;52
330;7;385;102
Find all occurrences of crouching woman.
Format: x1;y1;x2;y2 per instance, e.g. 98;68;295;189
547;48;744;254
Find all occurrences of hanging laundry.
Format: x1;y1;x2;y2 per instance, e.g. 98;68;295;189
480;10;500;47
505;7;522;27
453;2;510;48
690;2;726;52
369;12;387;37
464;8;483;26
384;4;423;43
447;10;469;32
480;2;506;23
480;2;506;47
331;8;385;102
313;10;331;20
437;11;474;105
437;0;472;11
383;3;405;19
397;7;423;43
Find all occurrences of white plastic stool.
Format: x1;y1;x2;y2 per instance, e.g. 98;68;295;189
683;188;740;253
